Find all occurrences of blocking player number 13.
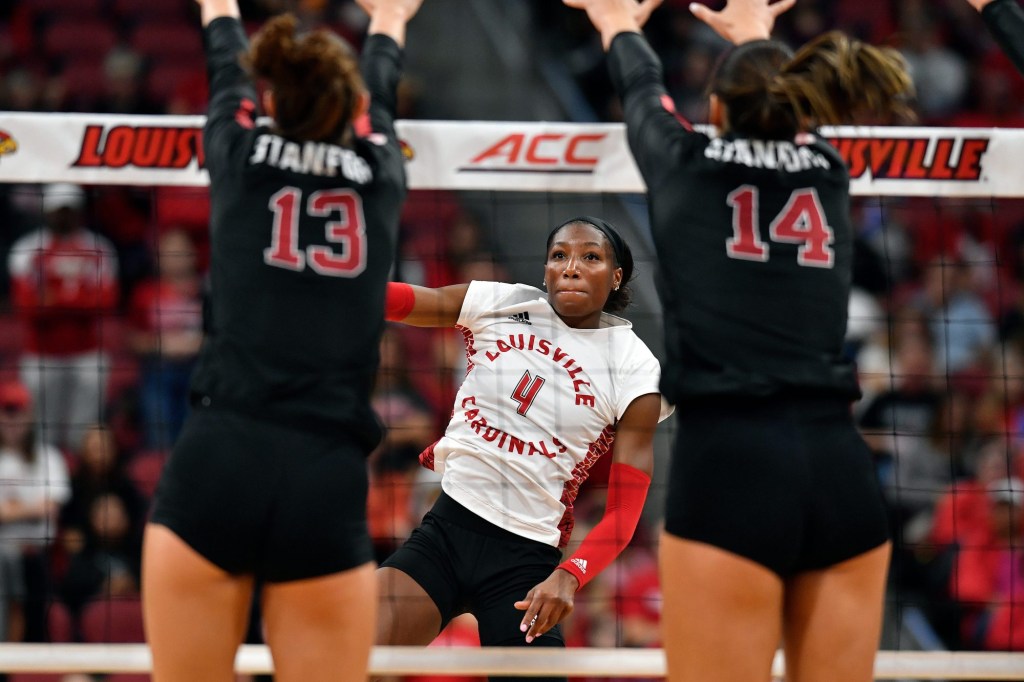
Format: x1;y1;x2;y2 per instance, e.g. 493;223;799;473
263;186;368;277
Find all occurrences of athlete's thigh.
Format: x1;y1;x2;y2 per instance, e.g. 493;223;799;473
143;524;254;682
783;542;891;682
261;433;373;582
800;413;889;570
262;562;377;682
379;508;466;632
151;407;283;574
471;537;564;648
659;532;783;682
664;402;806;575
376;566;442;646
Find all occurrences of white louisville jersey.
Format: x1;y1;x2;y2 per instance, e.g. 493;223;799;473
427;280;669;548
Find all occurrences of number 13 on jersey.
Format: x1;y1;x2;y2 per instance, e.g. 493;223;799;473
264;186;368;277
725;186;835;268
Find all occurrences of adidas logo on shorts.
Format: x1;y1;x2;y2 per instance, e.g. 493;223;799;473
508;312;532;325
571;557;588;574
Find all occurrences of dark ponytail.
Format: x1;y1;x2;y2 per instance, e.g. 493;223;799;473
246;14;365;143
712;31;915;139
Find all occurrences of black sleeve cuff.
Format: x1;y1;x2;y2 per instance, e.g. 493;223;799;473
607;31;664;96
204;16;248;57
362;33;403;71
981;0;1024;75
361;33;403;111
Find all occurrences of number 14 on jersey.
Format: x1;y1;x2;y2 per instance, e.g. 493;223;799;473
725;186;835;268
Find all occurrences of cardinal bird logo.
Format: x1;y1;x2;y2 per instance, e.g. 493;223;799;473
0;130;18;158
399;139;414;162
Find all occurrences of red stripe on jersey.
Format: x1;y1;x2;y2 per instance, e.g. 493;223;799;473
556;424;616;548
235;98;256;129
354;111;371;137
456;324;477;376
660;94;693;131
418;440;437;471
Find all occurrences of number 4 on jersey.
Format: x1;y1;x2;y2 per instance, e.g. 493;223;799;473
511;370;545;416
725;186;834;268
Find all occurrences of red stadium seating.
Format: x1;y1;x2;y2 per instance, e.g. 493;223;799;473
43;19;119;60
27;0;104;18
80;598;146;644
128;449;169;499
145;61;203;103
113;0;189;22
57;57;108;108
46;601;75;643
0;314;26;365
130;22;202;61
154;186;210;231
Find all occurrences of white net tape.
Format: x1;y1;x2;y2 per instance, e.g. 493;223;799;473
0;645;1020;679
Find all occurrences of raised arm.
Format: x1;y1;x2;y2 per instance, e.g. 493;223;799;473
513;392;662;643
967;0;1024;76
357;0;424;48
385;282;470;327
194;0;239;26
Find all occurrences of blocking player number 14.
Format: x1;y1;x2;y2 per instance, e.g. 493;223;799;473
725;185;835;268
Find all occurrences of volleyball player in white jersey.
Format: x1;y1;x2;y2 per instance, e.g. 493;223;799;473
380;216;669;681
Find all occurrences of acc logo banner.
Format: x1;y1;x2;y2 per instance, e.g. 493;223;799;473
74;124;204;170
395;121;639;192
460;132;607;174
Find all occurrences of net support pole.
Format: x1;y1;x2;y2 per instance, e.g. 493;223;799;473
0;645;1021;679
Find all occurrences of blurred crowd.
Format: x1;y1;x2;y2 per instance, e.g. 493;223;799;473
1;0;1024;662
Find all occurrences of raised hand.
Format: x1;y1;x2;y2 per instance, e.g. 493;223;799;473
356;0;425;16
359;0;425;46
634;0;664;27
563;0;648;50
689;0;796;45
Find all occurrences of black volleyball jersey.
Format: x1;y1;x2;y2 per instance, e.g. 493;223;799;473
982;0;1024;76
608;32;859;403
192;18;407;447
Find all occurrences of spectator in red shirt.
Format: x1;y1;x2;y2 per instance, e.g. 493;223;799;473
7;184;119;451
127;229;203;451
951;477;1024;651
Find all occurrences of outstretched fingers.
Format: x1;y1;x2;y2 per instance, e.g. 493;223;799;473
689;0;796;44
769;0;797;18
634;0;664;27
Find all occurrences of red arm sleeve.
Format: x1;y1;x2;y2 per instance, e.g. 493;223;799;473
558;462;650;589
385;281;415;321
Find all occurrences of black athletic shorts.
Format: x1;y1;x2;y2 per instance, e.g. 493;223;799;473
663;395;889;577
150;405;374;582
381;492;565;650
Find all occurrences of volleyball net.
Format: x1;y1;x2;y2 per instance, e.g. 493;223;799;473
0;113;1023;678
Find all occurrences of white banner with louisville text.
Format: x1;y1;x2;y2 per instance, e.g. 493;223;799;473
0;112;1023;197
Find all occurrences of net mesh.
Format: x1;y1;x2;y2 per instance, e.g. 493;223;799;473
1;120;1023;668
